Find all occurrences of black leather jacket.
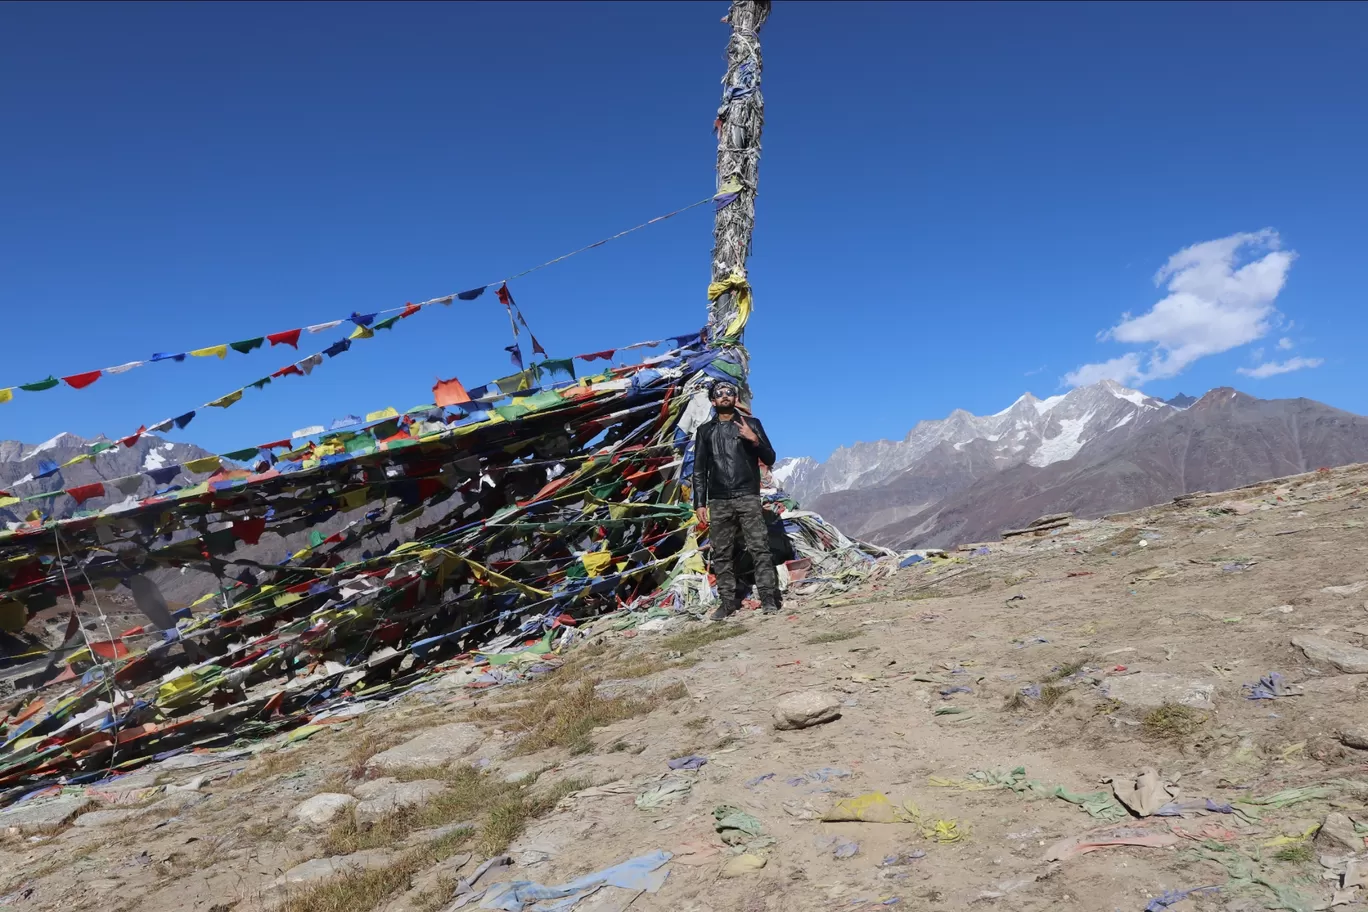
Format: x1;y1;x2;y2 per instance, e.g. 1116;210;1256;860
692;414;777;507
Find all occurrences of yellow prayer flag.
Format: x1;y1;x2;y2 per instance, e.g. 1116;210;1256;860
339;486;370;511
207;389;244;408
190;345;228;359
582;550;615;577
62;453;93;467
0;388;12;405
365;407;399;422
350;325;375;340
0;497;18;509
182;456;223;474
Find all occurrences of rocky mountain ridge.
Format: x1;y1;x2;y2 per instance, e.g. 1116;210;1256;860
777;382;1368;548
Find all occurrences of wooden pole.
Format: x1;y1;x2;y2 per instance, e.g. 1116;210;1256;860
708;0;770;355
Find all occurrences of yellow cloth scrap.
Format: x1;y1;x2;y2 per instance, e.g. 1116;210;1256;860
207;389;244;408
0;599;26;632
0;389;11;404
924;819;966;843
0;496;18;509
927;775;998;791
706;273;753;341
1262;824;1320;847
190;344;228;359
823;792;900;824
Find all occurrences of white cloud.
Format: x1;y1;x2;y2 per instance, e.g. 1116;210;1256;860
1065;229;1297;388
1236;356;1323;379
1277;337;1294;350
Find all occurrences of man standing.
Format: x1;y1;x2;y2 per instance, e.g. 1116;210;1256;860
692;380;781;620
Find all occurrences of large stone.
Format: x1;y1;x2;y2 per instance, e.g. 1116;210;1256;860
275;849;397;886
292;793;358;827
0;796;94;834
1339;730;1368;751
353;777;399;800
1293;636;1368;674
1102;672;1215;710
355;780;446;824
73;808;138;828
366;723;485;773
772;691;842;731
1317;812;1363;852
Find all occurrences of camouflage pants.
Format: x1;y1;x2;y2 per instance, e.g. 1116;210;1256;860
709;495;779;608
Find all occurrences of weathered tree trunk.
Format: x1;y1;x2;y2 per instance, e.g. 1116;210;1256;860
707;0;770;356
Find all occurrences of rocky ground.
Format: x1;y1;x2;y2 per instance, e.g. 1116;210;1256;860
4;464;1368;912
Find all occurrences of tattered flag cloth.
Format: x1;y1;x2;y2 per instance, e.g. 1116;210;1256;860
0;320;887;802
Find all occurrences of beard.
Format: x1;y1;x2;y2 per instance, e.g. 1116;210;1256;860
714;402;736;416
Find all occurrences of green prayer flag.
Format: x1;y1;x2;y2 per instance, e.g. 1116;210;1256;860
249;377;272;390
230;338;265;354
493;403;531;421
539;358;575;380
373;315;401;331
221;447;259;461
20;377;59;392
89;442;115;454
309;530;325;548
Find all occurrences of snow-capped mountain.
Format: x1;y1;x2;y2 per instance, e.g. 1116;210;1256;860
775;379;1168;509
774;382;1368;548
0;433;216;523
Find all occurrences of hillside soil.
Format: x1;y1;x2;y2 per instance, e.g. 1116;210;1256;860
5;464;1368;912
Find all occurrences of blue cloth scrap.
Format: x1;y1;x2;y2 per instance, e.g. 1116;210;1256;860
667;755;707;771
1144;886;1219;911
899;554;924;568
477;850;672;911
1244;672;1288;700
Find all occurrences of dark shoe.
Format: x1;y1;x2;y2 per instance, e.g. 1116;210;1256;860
710;605;737;621
760;595;782;615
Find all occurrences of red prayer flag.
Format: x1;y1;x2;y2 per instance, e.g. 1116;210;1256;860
579;349;616;362
233;517;267;545
258;439;291;450
400;303;421;318
271;365;303;379
530;333;547;357
89;639;129;660
433;375;472;407
496;283;513;307
67;482;105;505
121;425;147;448
62;370;102;390
268;329;302;349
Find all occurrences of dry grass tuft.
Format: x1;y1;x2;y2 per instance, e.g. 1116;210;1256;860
1038;684;1068;708
321;764;590;861
1042;657;1092;683
1273;842;1314;864
1142;703;1207;740
279;828;471;912
221;748;308;789
501;678;685;757
659;623;746;654
804;629;859;645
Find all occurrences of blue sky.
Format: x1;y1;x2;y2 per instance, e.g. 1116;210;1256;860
2;1;1365;464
